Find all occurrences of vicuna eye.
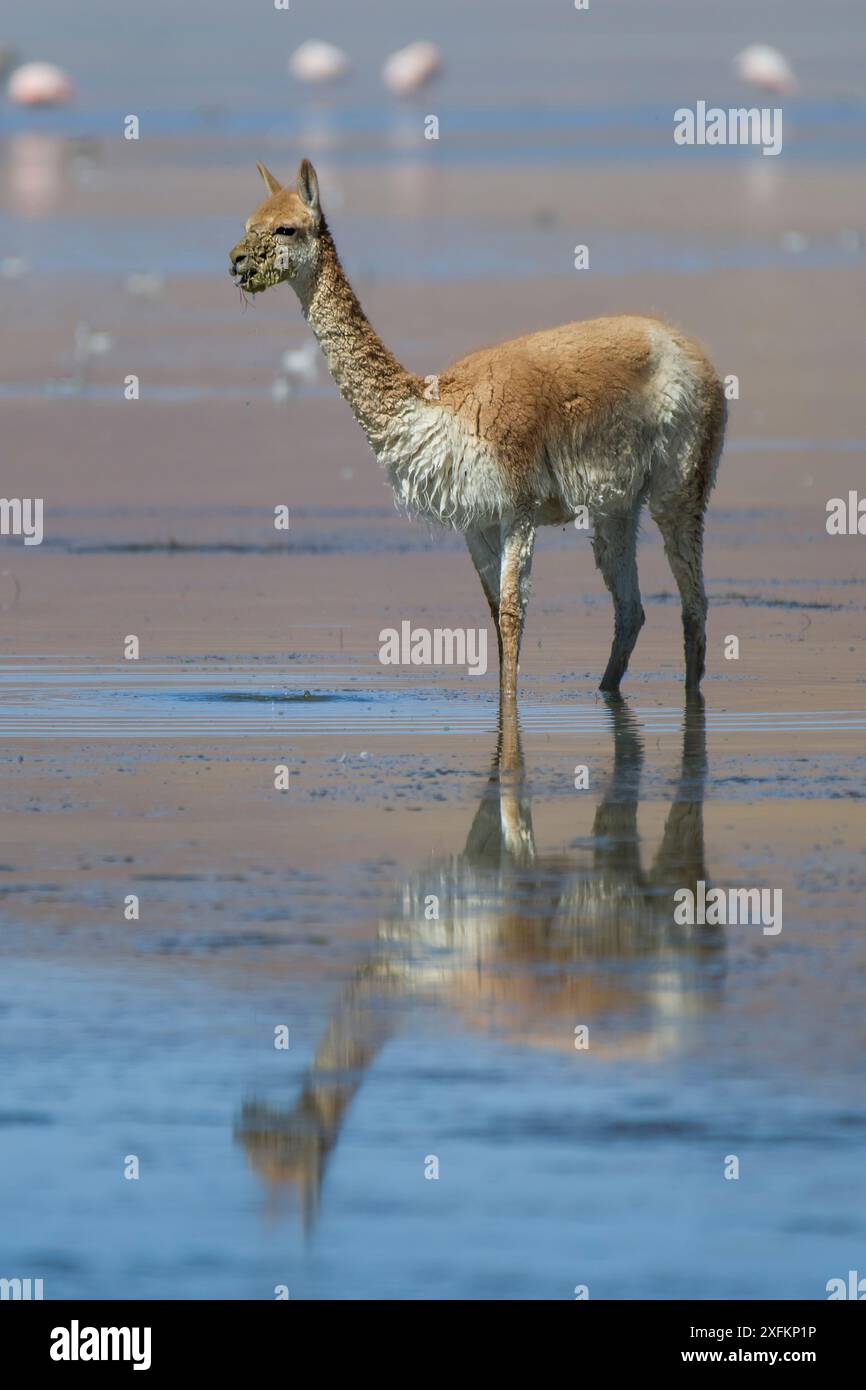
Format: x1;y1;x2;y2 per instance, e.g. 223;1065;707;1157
274;226;297;237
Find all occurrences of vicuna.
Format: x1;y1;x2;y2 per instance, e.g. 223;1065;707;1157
229;160;725;700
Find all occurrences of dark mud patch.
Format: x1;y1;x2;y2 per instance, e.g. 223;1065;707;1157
649;590;850;612
179;690;349;704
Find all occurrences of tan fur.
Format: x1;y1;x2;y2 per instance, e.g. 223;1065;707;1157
229;161;726;698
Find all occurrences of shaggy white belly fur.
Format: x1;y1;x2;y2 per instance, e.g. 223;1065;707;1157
378;401;509;529
375;332;708;531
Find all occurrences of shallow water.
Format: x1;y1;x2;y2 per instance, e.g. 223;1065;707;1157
2;690;865;1299
3;661;866;738
5;214;866;285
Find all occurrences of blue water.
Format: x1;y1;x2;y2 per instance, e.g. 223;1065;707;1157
5;101;866;163
4;956;862;1300
1;688;864;1298
1;662;866;738
1;215;864;282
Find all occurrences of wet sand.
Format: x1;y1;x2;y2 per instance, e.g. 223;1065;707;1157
3;691;865;1299
2;11;866;1299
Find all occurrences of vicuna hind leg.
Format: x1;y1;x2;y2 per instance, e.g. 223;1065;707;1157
651;393;725;690
651;503;707;690
592;504;645;693
650;464;711;686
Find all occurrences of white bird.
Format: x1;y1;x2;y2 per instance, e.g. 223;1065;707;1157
780;230;809;254
289;41;350;84
281;341;319;386
735;44;797;96
272;341;320;400
382;41;442;96
73;322;112;364
0;256;28;281
7;61;74;106
124;271;166;300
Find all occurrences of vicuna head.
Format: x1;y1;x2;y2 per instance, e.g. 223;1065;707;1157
229;158;323;296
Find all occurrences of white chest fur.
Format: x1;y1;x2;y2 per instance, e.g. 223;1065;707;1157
373;400;509;530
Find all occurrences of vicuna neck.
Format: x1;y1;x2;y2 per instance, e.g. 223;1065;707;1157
299;224;421;443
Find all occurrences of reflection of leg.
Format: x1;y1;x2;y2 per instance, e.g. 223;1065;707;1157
465;525;503;666
651;692;707;886
498;513;535;701
592;694;644;878
497;699;534;863
593;506;645;692
465;706;534;867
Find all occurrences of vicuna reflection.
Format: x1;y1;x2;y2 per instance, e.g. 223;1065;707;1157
237;694;722;1225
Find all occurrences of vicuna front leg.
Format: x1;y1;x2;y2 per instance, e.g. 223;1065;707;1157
498;514;535;702
592;506;645;693
465;526;503;667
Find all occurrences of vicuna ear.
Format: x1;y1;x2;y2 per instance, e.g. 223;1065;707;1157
296;159;320;218
256;161;282;195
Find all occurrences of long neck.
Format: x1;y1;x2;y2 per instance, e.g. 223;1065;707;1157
300;224;420;445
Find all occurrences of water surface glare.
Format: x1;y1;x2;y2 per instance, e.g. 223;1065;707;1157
1;666;866;737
